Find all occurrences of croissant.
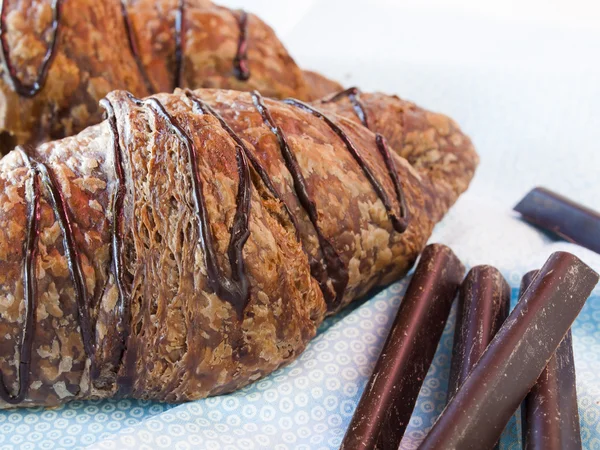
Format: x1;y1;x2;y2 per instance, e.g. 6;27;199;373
0;87;477;408
0;0;342;153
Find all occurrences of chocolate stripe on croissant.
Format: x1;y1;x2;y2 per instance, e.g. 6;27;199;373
184;92;276;204
126;93;252;317
187;91;342;307
374;134;409;225
324;87;370;129
99;99;130;377
1;1;251;99
173;0;185;90
0;0;61;97
284;98;409;233
0;154;39;404
120;0;156;94
184;91;302;237
251;91;347;309
26;154;95;359
0;147;96;403
233;9;250;81
121;0;186;93
322;88;409;229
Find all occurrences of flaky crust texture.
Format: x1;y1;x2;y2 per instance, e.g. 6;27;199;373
0;88;477;408
0;0;337;152
316;92;479;222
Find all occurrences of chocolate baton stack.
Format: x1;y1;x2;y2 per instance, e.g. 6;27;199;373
418;251;599;450
448;265;510;397
340;244;465;450
447;265;511;450
520;270;583;450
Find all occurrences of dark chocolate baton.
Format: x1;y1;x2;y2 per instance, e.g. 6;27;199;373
514;187;600;254
340;244;465;450
418;251;599;450
448;265;510;397
520;270;583;450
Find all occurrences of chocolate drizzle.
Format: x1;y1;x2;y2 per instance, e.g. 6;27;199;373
251;91;347;308
35;162;95;357
120;0;155;94
284;98;409;233
0;146;95;404
121;0;185;93
374;134;408;231
184;90;299;231
127;93;252;318
233;10;250;81
324;87;369;129
99;99;130;369
0;151;40;404
0;0;61;97
173;0;185;90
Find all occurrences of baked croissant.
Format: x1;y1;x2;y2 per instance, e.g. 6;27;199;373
0;87;477;408
0;0;342;153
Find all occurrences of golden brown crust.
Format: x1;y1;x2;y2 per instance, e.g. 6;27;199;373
315;92;479;222
0;0;341;153
0;88;477;408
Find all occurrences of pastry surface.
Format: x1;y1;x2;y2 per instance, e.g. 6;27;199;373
0;0;340;153
0;88;477;408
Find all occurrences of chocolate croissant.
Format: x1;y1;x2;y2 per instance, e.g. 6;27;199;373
0;0;342;153
0;87;477;408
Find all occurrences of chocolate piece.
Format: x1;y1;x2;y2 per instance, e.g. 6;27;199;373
418;252;598;450
520;271;582;450
514;187;600;255
448;265;510;396
340;244;465;450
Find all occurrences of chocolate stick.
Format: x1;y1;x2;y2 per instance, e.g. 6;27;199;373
514;187;600;255
448;265;510;397
340;244;465;450
418;252;599;450
446;266;510;450
520;270;583;450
